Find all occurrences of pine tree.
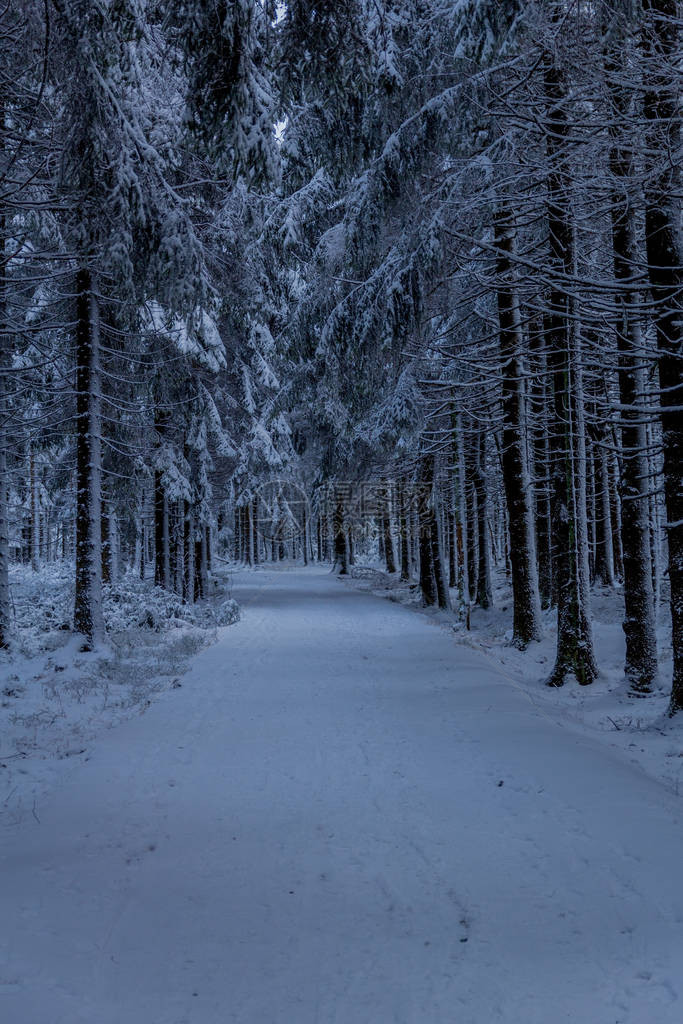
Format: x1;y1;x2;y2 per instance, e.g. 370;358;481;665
641;0;683;713
494;204;542;646
542;5;597;687
602;1;658;693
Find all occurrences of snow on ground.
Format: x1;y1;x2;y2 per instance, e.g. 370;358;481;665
2;564;683;1023
347;564;683;798
1;563;239;827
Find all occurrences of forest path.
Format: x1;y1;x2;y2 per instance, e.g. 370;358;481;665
2;566;683;1024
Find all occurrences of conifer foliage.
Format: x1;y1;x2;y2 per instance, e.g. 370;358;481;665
1;1;681;712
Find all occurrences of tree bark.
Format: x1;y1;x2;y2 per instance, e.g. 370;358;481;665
586;439;597;585
333;494;347;574
448;505;457;590
247;500;254;565
73;267;104;645
642;0;683;713
430;479;450;611
495;205;542;645
543;40;597;687
603;8;658;692
382;480;396;574
456;414;470;620
198;526;208;598
463;422;478;604
398;481;411;581
594;437;616;588
174;500;184;594
183;499;194;603
474;430;492;610
138;514;145;580
0;206;10;648
302;503;308;565
30;446;39;571
608;440;625;580
194;538;203;600
154;471;170;589
417;455;438;606
101;501;112;585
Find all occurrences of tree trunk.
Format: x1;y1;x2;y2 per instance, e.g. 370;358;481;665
430;481;450;611
382;481;396;574
495;205;542;645
183;500;194;603
30;447;39;571
302;503;308;565
608;441;625;580
137;515;144;580
101;501;112;585
73;267;104;646
603;10;658;692
154;470;170;589
463;422;478;604
194;538;203;600
642;0;683;713
247;501;254;566
594;437;616;588
544;43;597;687
448;506;457;590
398;481;411;581
451;415;468;623
175;501;184;594
586;439;597;585
417;454;438;606
0;431;9;648
647;413;664;617
198;527;209;598
333;495;347;574
0;206;10;648
474;430;492;610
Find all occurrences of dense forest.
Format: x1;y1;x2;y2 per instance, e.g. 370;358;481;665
1;0;681;711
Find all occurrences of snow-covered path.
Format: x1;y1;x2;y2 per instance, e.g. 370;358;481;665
3;567;683;1024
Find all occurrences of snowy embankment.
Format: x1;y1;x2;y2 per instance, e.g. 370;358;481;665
1;564;239;825
2;565;683;1024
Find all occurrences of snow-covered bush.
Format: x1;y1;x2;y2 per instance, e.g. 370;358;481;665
104;574;194;633
8;563;240;643
208;598;241;628
102;576;240;634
